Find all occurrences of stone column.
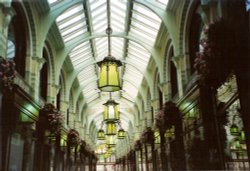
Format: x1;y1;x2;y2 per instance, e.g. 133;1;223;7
151;99;159;125
26;56;45;101
140;119;146;133
47;83;61;104
0;2;15;58
145;111;152;128
159;82;171;102
60;100;69;125
172;54;187;97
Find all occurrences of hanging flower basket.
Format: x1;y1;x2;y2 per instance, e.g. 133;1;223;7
155;108;166;129
134;140;142;151
155;101;180;130
41;103;63;134
140;127;154;144
67;129;80;147
0;56;16;89
194;19;235;89
47;112;63;134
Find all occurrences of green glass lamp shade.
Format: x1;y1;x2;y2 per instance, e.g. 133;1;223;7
117;129;126;139
97;56;122;92
230;124;239;136
103;99;119;121
97;129;105;140
235;140;242;150
106;135;116;147
240;131;246;144
104;152;111;159
106;121;117;135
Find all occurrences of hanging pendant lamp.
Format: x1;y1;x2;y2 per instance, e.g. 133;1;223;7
117;128;126;139
106;134;116;147
103;94;120;121
97;129;105;140
106;121;117;135
97;0;122;92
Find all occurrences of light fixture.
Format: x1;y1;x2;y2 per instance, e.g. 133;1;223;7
240;131;245;144
106;135;116;147
97;129;105;140
106;121;117;135
97;0;122;92
103;95;119;122
117;128;126;139
230;124;239;136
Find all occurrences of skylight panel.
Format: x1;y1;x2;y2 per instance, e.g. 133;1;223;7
90;1;107;34
78;66;97;87
130;3;161;45
122;93;134;102
56;5;83;22
156;0;169;6
78;76;96;86
47;0;61;6
133;3;161;22
58;15;85;30
131;20;158;36
124;67;142;82
110;1;126;33
84;90;98;98
64;29;87;43
83;82;98;93
95;37;109;60
110;37;124;60
128;41;151;60
89;0;104;11
69;41;95;70
130;28;155;45
87;94;100;103
125;63;144;75
48;0;58;4
61;23;85;36
56;4;88;43
123;82;138;100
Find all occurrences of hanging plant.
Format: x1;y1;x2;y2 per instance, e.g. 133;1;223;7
67;129;80;147
0;56;17;89
41;103;63;134
47;112;63;134
156;101;180;130
134;140;142;151
140;127;154;144
155;108;165;129
194;19;235;89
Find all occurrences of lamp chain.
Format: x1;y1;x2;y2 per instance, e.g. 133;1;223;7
107;0;111;56
109;92;112;99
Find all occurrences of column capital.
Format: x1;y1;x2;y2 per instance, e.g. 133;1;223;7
171;54;185;68
50;83;61;91
151;99;159;108
2;6;15;27
32;56;46;64
159;81;170;92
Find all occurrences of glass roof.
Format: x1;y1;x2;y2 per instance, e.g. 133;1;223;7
49;0;165;129
56;4;88;43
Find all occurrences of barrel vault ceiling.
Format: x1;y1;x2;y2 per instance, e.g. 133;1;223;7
45;0;170;137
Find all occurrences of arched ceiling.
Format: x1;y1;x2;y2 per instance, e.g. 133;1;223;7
47;0;169;134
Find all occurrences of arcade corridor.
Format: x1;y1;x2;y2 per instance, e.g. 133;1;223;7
0;0;249;170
